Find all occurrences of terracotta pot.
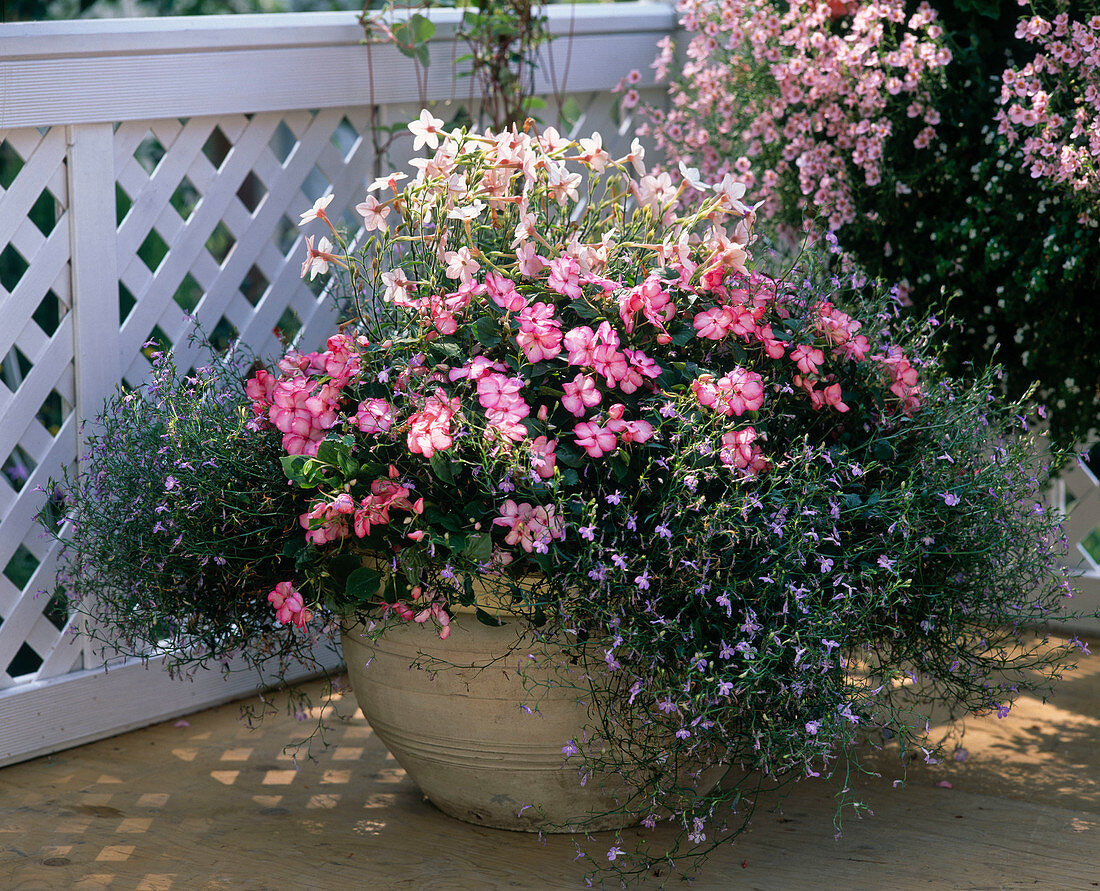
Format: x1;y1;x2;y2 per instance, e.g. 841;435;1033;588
341;612;636;832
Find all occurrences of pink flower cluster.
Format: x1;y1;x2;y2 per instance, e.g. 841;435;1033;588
875;346;922;413
996;6;1100;196
493;500;566;553
719;427;769;475
407;390;460;458
246;334;362;456
299;468;424;545
691;370;765;417
384;589;453;641
267;581;312;629
638;0;952;229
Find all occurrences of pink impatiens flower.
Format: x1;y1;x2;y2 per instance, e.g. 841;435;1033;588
791;344;826;376
493;500;565;553
515;302;563;363
406;390;460;458
355;398;395;434
562;372;602;417
529;435;558;479
547;255;584;299
268;581;312;629
574;421;618;458
719;427;769;476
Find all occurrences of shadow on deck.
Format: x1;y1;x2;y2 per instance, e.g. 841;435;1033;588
2;636;1099;890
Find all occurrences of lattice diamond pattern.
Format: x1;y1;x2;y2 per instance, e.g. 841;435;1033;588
114;110;377;388
0;127;81;689
1054;452;1100;577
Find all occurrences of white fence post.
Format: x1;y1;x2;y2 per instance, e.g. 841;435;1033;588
66;122;122;671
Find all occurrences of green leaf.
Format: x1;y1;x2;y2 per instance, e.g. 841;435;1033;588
463;532;493;563
473;315;502;347
571;300;600;320
280;537;307;558
475;607;504;627
279;454;328;487
555;443;584;469
443;531;467;554
670;321;695;347
346;566;384;603
407;12;436;43
429;451;455;485
316;437;348;467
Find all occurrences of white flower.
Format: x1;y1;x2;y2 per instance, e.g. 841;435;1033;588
627;137;646;176
712;174;748;215
577;133;610;173
409;109;446;152
380;268;411;303
443;247;479;282
678;161;709;191
368;171;408;193
446;200;486;222
355;195;391;232
298;194;333;226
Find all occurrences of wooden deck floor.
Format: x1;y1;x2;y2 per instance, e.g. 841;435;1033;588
2;636;1099;890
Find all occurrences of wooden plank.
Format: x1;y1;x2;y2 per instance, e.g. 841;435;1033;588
0;5;676;59
0;19;670;129
67;123;122;444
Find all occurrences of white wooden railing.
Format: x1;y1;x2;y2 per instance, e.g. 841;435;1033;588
0;3;674;766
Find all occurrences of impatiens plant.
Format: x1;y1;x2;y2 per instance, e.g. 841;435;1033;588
50;113;1081;885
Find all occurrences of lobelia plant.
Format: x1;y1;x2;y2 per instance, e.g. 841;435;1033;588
41;346;338;723
237;116;1077;881
47;113;1082;884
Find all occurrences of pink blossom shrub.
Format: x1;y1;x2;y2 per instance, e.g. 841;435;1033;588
996;3;1100;196
634;0;953;229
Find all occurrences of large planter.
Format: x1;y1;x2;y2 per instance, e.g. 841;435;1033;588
341;611;636;832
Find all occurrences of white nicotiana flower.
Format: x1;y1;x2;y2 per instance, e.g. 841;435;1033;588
678;161;709;191
446;200;486;222
408;109;445;152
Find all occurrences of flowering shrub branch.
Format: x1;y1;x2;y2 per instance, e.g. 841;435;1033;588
634;0;952;230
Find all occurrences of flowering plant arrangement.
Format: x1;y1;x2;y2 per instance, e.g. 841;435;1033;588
52;114;1080;884
246;118;1076;879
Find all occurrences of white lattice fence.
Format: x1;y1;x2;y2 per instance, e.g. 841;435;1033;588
0;127;81;687
0;4;675;766
1052;453;1100;635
